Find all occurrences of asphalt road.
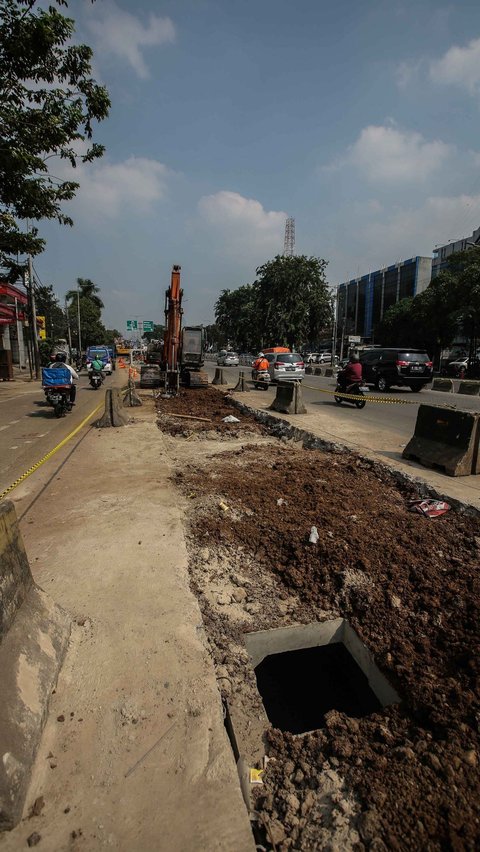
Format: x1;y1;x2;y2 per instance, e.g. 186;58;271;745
0;371;116;493
203;362;480;443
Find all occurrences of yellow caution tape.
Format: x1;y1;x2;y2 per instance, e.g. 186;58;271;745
0;402;104;502
302;384;416;405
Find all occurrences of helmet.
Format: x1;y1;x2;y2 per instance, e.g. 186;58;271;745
55;352;67;362
350;352;360;361
259;352;265;358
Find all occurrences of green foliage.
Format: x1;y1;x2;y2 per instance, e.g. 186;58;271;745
204;323;221;350
65;278;104;309
35;283;65;340
65;276;107;348
255;255;331;349
103;328;121;345
214;255;332;351
376;248;480;354
143;323;164;342
0;0;110;278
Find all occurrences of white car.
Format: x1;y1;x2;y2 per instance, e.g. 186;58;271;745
217;351;239;367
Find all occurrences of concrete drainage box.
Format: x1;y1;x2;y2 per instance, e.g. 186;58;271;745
244;619;399;738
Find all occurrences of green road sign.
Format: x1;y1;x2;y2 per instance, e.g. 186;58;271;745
126;319;138;331
143;321;154;332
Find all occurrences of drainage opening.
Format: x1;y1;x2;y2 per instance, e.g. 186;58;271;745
255;643;381;734
245;619;399;736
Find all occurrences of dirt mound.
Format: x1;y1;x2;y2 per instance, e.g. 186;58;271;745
176;442;480;851
156;386;268;438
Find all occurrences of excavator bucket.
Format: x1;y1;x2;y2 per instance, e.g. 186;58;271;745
184;370;209;388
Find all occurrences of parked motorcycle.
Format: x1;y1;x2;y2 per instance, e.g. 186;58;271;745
253;369;271;391
334;380;367;409
89;370;104;390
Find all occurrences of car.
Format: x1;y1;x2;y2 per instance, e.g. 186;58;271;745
446;358;468;377
86;346;113;374
306;352;321;364
217;351;239;367
268;352;305;383
360;348;433;392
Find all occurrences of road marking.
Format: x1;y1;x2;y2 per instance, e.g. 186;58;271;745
0;401;104;501
0;390;40;404
10;446;18;449
0;424;10;431
9;419;20;425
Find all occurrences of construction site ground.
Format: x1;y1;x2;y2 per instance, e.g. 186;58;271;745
1;382;479;850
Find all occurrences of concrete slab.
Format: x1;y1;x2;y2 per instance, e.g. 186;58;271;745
0;502;70;830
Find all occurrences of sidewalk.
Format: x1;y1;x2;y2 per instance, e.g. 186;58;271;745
0;398;253;851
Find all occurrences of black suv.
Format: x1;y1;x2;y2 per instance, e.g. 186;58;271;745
360;348;433;392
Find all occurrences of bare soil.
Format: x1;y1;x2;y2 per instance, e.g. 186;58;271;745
155;386;269;438
161;388;480;852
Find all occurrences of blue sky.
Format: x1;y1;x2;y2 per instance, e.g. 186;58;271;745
37;0;480;332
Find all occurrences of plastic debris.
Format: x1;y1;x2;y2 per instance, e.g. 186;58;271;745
249;767;264;784
408;499;451;518
309;526;319;544
218;501;229;512
222;415;240;423
277;498;286;506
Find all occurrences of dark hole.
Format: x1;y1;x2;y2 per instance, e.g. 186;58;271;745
254;643;382;734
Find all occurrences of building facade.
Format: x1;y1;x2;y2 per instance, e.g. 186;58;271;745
432;226;480;277
0;280;29;369
336;256;432;341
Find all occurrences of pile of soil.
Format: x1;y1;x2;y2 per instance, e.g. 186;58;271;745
175;442;480;851
156;386;268;438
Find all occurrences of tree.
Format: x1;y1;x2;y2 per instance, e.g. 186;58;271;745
0;0;110;278
104;328;121;345
67;296;105;348
65;278;104;309
35;283;65;340
255;255;331;349
215;285;258;350
142;323;164;343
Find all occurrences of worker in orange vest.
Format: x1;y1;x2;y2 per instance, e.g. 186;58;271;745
252;352;270;378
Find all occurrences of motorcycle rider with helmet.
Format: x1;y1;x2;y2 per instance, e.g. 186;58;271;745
252;352;270;379
48;352;78;404
338;351;363;392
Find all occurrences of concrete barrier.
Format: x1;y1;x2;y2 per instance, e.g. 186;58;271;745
402;404;480;476
0;501;70;830
97;388;128;428
432;378;454;392
139;364;161;388
232;370;246;392
314;367;323;376
212;368;227;386
305;366;313;375
269;381;307;415
324;367;334;377
458;380;480;396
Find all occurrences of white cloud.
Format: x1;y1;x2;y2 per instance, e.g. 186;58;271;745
430;36;480;94
197;191;287;259
335;124;452;183
60;155;172;219
85;0;175;79
357;192;480;268
395;60;421;90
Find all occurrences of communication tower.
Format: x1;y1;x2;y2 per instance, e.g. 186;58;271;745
283;217;295;257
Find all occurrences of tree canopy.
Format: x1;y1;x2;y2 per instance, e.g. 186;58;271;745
214;255;332;351
0;0;110;278
376;248;480;356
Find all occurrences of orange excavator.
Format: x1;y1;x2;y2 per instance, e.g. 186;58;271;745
158;264;207;392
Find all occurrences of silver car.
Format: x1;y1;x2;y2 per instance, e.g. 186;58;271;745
269;352;305;382
218;351;239;367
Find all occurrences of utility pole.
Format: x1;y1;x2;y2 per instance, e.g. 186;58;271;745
28;255;40;379
331;286;338;363
76;283;82;357
65;296;73;361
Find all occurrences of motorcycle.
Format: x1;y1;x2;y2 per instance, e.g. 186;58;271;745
334;380;367;409
252;369;271;391
89;370;104;390
43;385;73;418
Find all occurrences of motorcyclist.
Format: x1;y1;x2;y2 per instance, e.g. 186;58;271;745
338;351;362;391
90;355;104;374
48;352;78;404
252;352;270;377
